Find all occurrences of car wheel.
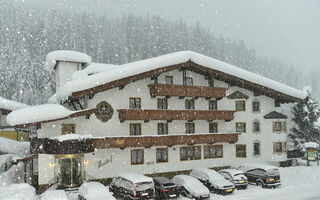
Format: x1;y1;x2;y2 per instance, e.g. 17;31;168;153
257;181;263;187
209;187;216;194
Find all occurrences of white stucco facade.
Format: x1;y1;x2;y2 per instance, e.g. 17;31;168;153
37;64;288;185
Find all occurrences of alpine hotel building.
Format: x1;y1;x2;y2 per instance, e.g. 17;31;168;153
7;51;306;189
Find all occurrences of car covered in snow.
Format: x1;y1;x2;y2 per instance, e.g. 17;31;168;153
78;182;116;200
237;163;281;188
218;168;248;189
172;175;210;200
109;173;155;200
0;183;36;200
189;168;234;194
41;190;68;200
153;177;180;199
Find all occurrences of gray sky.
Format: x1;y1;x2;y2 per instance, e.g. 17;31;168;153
20;0;320;70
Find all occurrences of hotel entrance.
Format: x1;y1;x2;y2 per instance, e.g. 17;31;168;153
55;154;84;188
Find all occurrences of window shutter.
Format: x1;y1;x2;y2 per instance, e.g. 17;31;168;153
272;122;275;132
282;122;287;132
272;142;276;153
282;142;287;152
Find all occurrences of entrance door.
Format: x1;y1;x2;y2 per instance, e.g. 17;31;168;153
56;154;84;188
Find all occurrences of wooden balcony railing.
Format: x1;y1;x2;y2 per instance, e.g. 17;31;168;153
148;84;226;98
118;109;235;122
93;133;239;149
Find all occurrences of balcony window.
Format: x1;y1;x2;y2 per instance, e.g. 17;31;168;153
131;149;144;165
61;124;76;135
185;77;193;86
235;100;246;111
185;122;195;134
165;76;173;84
236;144;246;158
204;144;223;159
130;123;141;136
208;100;217;110
158;123;168;135
156;148;168;163
180;146;201;161
157;98;168;109
185;99;195;110
236;122;246;133
129;97;141;109
209;122;218;133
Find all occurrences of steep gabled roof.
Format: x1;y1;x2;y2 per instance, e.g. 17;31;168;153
264;111;288;119
50;51;306;103
0;97;29;112
226;91;249;99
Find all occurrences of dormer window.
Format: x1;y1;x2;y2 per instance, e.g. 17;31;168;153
165;76;173;84
235;100;246;111
185;77;193;86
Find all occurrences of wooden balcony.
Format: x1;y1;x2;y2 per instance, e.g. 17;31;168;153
148;84;226;99
118;109;235;122
93;133;239;149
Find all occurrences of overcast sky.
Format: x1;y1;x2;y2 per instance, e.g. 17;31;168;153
19;0;320;70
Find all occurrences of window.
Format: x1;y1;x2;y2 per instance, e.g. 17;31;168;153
165;76;173;84
209;122;218;133
273;142;286;153
185;99;195;110
157;98;168;109
158;123;168;135
204;145;223;159
253;142;260;156
252;101;260;112
208;100;217;110
129;97;141;109
185;77;193;86
180;146;201;161
208;79;214;87
130;123;141;135
185;122;195;134
273;121;286;132
156;148;168;163
253;121;260;132
236;144;246;157
131;149;144;165
235;100;246;111
61;124;76;135
236;122;246;132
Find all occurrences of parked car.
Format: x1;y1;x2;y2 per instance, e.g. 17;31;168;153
218;168;248;189
189;168;234;194
78;182;116;200
153;177;180;199
42;190;68;200
237;163;281;188
109;173;155;200
172;175;210;200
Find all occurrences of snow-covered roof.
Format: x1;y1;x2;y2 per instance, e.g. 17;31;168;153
118;173;153;184
45;50;91;70
0;97;29;112
0;137;29;154
78;182;115;200
53;51;306;102
6;104;74;126
71;63;118;81
51;134;92;142
0;183;36;200
303;142;319;149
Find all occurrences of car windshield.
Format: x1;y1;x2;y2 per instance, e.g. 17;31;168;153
267;169;280;176
135;182;153;191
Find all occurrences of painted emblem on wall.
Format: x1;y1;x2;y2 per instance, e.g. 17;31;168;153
95;101;114;122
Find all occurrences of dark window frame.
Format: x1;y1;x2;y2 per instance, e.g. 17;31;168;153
156;148;168;163
165;76;173;84
236;122;246;133
208;100;217;110
235;100;246;111
185;99;195;110
129;97;141;109
129;123;141;136
131;149;144;165
204;144;223;159
180;146;201;161
157;98;168;109
185;122;195;134
209;122;218;133
236;144;247;158
158;123;168;135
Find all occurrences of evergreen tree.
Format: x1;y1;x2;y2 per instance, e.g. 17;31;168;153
290;88;320;149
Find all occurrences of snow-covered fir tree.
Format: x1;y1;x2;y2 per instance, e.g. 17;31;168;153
290;87;320;149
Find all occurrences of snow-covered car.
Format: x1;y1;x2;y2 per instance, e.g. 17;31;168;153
41;190;68;200
0;183;36;200
172;175;210;200
78;182;116;200
218;168;248;189
109;173;155;200
237;163;281;188
189;168;234;194
153;177;180;199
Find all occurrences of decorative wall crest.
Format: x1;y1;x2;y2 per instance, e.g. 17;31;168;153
95;101;114;122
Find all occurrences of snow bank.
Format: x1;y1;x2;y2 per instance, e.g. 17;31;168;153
41;190;68;200
0;97;28;111
45;50;91;70
0;162;24;186
0;183;36;200
303;142;319;149
54;51;306;102
51;134;92;142
6;104;74;126
0;154;13;171
0;137;29;155
79;182;116;200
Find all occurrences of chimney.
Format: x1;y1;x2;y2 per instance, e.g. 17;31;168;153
45;50;91;90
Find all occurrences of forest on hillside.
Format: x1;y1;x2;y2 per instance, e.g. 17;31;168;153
0;2;318;105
